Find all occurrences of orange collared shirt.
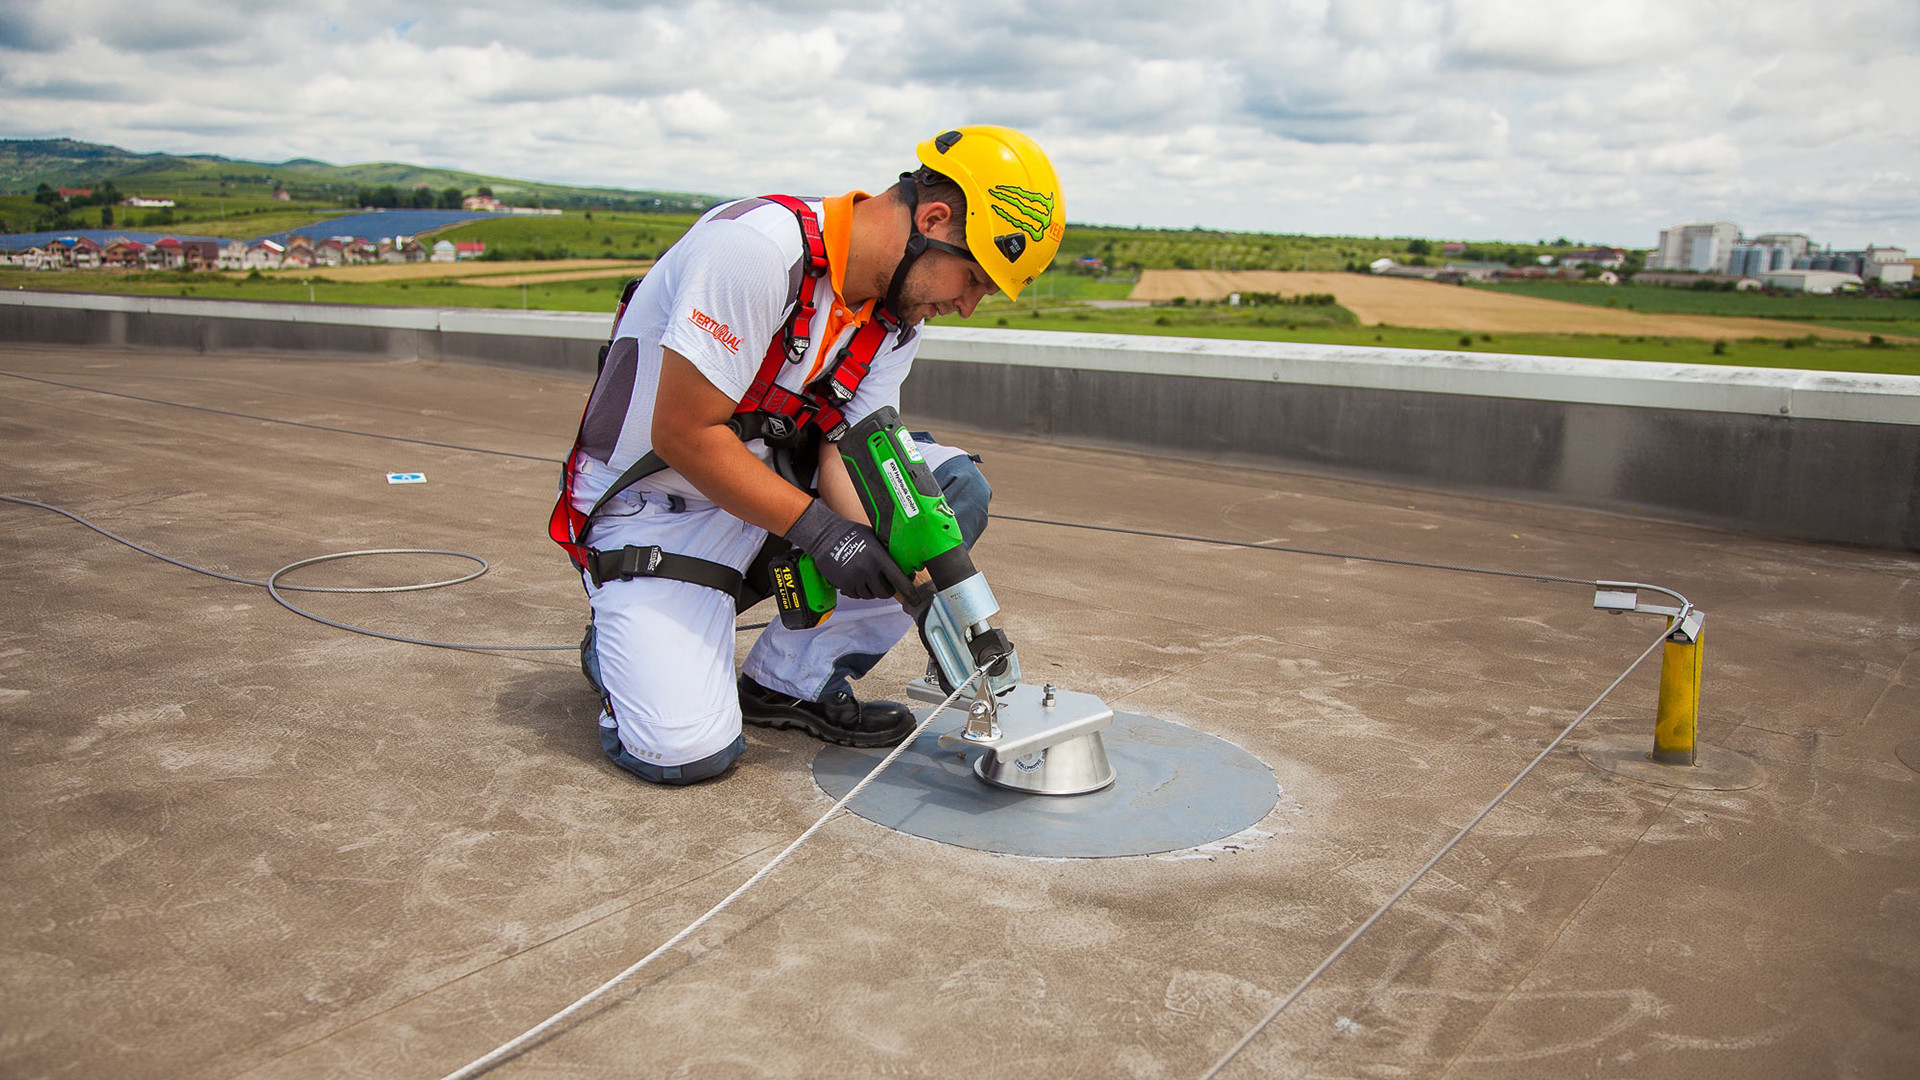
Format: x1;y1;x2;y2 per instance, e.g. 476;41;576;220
807;191;878;385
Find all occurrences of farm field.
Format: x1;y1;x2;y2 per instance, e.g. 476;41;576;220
435;211;698;261
0;268;633;312
9;265;1918;375
247;258;650;284
935;305;1920;376
458;263;653;288
1128;269;1904;343
1477;279;1920;339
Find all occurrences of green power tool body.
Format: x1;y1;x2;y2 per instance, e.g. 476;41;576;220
771;406;1018;694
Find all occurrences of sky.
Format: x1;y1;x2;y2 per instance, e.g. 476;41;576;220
2;0;1915;251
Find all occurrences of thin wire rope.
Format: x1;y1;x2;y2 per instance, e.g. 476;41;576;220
6;366;1600;589
1196;622;1674;1080
0;369;564;463
6;372;1702;1071
992;513;1597;588
436;664;990;1080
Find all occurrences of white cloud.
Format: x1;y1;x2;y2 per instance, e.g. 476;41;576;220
0;0;1914;249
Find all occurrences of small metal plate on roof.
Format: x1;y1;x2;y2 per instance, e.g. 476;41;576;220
812;711;1277;858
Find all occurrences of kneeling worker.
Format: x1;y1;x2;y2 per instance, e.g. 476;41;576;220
551;125;1065;785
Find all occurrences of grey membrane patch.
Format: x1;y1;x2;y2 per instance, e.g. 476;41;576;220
812;711;1278;858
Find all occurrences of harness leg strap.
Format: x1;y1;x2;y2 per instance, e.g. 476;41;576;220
586;544;746;601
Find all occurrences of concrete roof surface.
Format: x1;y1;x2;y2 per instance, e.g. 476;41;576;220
2;343;1916;1080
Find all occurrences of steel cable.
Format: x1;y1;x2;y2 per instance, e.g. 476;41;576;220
1196;623;1674;1079
435;663;991;1080
9;364;1695;1076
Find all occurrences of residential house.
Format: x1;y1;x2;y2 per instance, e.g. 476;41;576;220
217;240;248;271
430;240;457;262
245;239;285;270
40;238;73;269
315;239;347;267
103;240;148;269
151;237;185;269
67;237;103;269
181;240;221;270
462;195;504;212
455;241;486;260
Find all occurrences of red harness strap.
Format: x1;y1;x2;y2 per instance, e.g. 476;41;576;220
549;195;895;577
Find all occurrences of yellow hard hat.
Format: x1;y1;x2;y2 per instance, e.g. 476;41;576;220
916;125;1064;300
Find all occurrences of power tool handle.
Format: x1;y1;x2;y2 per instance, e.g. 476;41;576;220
771;550;836;630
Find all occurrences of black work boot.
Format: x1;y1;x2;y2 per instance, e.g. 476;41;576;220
737;675;916;748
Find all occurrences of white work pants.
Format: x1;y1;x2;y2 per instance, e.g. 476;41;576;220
577;443;975;770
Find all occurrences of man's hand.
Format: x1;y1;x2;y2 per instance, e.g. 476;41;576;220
785;499;911;601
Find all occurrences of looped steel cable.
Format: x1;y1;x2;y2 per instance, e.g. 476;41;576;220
2;494;574;652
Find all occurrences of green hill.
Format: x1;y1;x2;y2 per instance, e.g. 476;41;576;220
0;137;719;218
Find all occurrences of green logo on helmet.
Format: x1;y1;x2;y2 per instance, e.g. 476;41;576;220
989;185;1055;245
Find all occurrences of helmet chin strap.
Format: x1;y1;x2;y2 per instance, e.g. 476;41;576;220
883;172;924;322
884;171;976;322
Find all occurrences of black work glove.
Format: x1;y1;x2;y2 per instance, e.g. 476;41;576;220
784;499;912;601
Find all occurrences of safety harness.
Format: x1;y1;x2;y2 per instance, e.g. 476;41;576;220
548;195;896;602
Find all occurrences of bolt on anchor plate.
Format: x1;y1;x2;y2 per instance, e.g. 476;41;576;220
911;679;1116;796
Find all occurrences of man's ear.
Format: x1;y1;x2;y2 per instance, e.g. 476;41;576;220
915;200;955;235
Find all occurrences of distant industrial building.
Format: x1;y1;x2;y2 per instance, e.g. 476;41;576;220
1649;222;1739;273
1648;221;1908;290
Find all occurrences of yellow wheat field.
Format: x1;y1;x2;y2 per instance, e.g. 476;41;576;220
1130;270;1879;342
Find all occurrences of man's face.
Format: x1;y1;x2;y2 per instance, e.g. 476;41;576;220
894;222;999;325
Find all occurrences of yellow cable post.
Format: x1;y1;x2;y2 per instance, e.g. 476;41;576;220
1652;617;1703;766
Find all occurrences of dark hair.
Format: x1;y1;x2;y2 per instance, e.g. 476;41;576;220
897;165;968;223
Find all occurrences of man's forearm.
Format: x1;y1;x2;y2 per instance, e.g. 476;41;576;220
815;444;871;526
651;348;812;535
658;421;813;535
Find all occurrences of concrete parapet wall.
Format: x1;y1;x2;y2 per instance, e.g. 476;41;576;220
5;290;1917;549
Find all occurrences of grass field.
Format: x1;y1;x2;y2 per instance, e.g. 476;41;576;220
1128;270;1913;344
934;304;1920;376
8;262;1919;376
433;211;699;261
1475;280;1920;338
249;258;650;284
1;268;634;312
